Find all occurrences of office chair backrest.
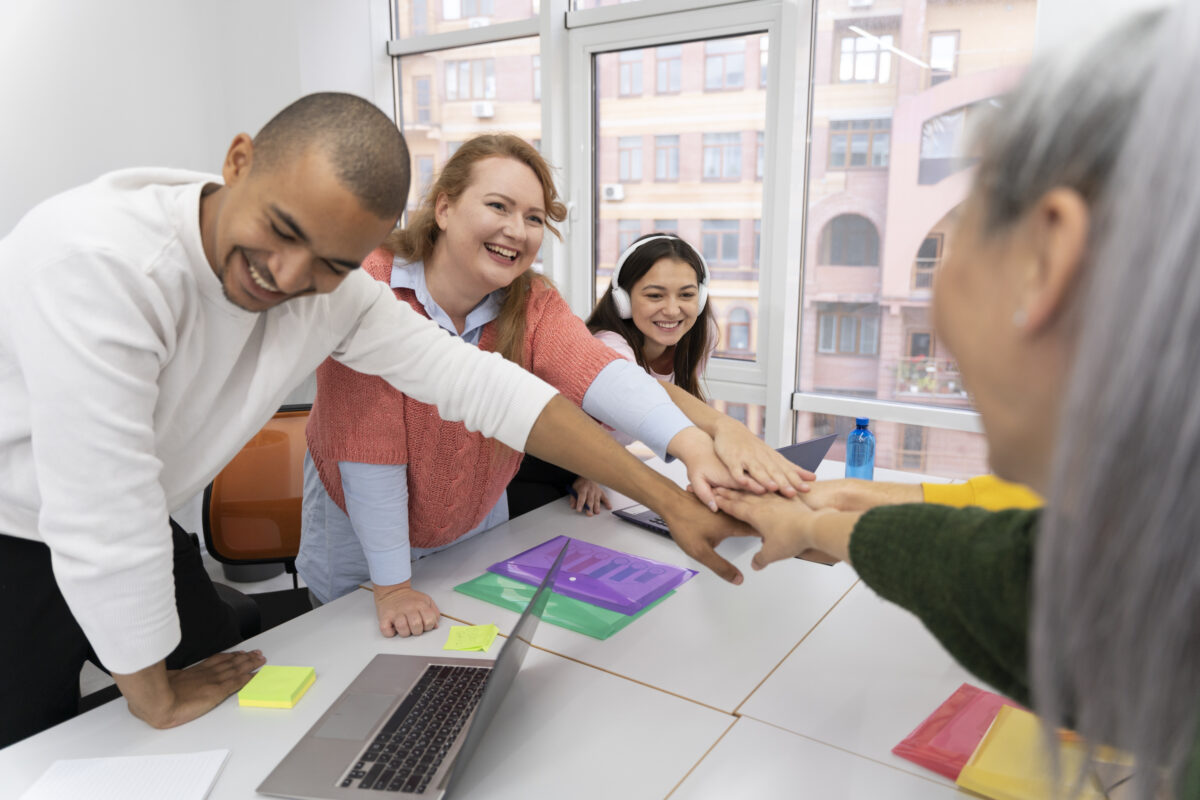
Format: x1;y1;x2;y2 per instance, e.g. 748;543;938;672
203;404;310;565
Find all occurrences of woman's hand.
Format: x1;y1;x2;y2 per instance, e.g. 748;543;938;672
802;478;923;512
711;417;813;496
373;581;441;637
569;477;611;516
713;487;858;569
666;426;738;511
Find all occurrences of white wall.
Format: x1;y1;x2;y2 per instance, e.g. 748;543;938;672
0;0;393;235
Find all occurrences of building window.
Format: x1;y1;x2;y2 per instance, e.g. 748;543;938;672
726;402;749;425
759;34;769;88
618;136;642;182
703;132;742;181
899;424;926;469
908;331;933;359
443;0;492;18
913;234;943;289
929;31;958;86
413;77;432;124
532;55;541;101
655;135;679;182
619;50;643;97
838;30;894;83
412;0;427;35
705;39;745;91
702;220;740;266
817;304;880;356
728;308;752;352
828;119;890;169
920;103;985;184
654;219;678;233
656;45;682;94
445;59;495;101
415;156;435;201
618;220;641;254
446;140;463;158
818;214;880;266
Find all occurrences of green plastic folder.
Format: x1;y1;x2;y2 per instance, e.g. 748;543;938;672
238;665;316;708
454;572;671;640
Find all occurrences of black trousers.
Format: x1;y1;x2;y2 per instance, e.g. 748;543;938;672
0;520;241;748
505;454;577;518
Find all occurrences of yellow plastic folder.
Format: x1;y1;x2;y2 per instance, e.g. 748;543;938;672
238;665;317;709
956;705;1136;799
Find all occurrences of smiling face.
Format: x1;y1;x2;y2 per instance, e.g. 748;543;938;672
203;135;397;312
431;156;547;299
629;256;701;361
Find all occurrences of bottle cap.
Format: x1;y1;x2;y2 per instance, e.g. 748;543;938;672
855;417;869;426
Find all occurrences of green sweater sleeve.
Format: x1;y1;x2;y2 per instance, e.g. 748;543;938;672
848;503;1039;706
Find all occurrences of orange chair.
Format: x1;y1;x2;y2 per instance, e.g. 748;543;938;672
202;404;310;590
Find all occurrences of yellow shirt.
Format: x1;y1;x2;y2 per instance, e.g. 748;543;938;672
922;475;1042;510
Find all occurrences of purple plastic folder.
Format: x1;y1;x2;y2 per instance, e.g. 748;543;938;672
486;535;697;615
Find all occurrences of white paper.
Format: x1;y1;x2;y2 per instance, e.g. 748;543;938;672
19;749;230;800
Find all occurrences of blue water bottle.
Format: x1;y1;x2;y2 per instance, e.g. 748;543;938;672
845;418;875;480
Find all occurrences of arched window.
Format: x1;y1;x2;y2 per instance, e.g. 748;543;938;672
817;214;879;266
728;307;751;351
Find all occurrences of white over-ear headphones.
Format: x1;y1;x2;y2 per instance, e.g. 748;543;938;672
609;234;710;319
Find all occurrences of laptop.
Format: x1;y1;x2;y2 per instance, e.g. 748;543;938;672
258;540;569;799
612;433;838;536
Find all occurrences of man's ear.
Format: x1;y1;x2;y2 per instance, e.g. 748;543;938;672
221;133;255;187
1020;188;1090;333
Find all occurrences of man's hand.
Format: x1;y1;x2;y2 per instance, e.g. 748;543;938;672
114;650;266;729
374;581;441;637
659;490;759;584
713;488;859;569
711;417;813;497
569;477;611;516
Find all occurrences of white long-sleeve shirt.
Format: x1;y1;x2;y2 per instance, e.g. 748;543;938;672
0;168;558;673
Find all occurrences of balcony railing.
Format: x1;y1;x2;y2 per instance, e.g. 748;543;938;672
894;357;967;398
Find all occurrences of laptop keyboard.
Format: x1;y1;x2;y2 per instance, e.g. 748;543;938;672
342;664;491;794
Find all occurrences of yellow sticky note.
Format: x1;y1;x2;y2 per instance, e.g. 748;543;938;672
238;665;316;708
444;624;500;652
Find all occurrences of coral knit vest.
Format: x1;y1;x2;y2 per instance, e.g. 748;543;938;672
305;248;610;549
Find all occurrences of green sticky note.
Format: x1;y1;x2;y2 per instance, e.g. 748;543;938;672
238;665;316;708
444;624;500;652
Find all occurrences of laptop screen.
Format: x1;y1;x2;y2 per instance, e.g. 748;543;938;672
440;540;569;796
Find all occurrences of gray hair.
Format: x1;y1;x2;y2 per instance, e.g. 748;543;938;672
975;4;1200;796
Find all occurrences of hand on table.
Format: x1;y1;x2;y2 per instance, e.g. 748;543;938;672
569;477;611;516
115;650;266;729
660;490;759;584
373;581;440;637
711;418;814;497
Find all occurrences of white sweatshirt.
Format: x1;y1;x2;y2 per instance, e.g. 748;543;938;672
0;169;558;673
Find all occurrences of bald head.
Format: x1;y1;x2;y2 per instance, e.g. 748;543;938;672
251;92;410;219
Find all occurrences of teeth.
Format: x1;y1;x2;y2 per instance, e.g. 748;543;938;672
655;321;681;329
248;260;280;293
485;243;518;260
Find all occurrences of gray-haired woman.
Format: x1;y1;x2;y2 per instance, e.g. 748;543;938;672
714;4;1200;797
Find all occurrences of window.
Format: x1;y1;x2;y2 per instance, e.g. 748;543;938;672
818;214;880;266
442;0;461;20
619;50;643;97
837;30;894;83
532;55;541;101
828;119;890;169
415;156;435;202
445;59;495;101
618;136;643;182
702;220;740;266
728;308;751;352
753;219;761;268
655;135;679;181
929;31;958;86
899;424;926;469
705;39;745;91
443;0;493;18
446;140;463;157
919;102;986;184
756;131;765;180
908;330;933;358
913;234;942;289
654;219;678;233
816;304;880;356
656;45;681;94
726;403;749;425
412;0;428;35
703;132;742;181
759;34;768;88
618;220;641;254
413;77;431;125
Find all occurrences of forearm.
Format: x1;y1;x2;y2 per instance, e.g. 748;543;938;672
525;395;692;516
662;381;724;436
582;360;693;459
810;479;923;512
113;661;176;728
806;509;863;564
340;462;414;586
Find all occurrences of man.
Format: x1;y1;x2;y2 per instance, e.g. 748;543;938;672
0;93;754;747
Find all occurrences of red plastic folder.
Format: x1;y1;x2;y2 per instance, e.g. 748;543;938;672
892;683;1025;780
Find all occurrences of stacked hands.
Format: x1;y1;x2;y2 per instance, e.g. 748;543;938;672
373;419;820;638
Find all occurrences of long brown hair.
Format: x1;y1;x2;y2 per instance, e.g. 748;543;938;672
586;233;713;400
384;134;567;366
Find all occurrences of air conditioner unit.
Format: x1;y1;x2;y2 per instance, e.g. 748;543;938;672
601;184;625;202
847;0;873;7
471;101;494;119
